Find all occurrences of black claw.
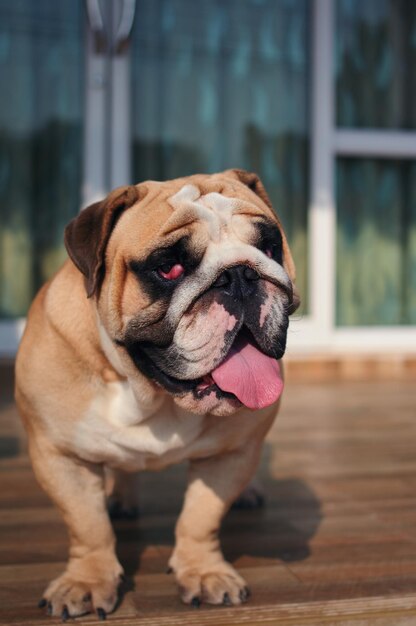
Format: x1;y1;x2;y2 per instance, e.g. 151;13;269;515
239;587;250;602
223;592;232;606
61;605;70;622
166;566;173;574
245;585;251;597
47;601;53;616
82;592;92;603
38;598;47;609
190;596;201;608
96;607;107;621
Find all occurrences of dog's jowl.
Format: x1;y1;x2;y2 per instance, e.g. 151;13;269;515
15;169;300;619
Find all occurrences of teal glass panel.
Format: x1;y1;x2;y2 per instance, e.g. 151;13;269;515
336;158;416;326
336;0;416;129
131;0;310;313
0;0;85;318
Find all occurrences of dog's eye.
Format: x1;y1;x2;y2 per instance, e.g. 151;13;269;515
256;221;283;265
261;242;282;264
263;244;278;259
157;263;185;280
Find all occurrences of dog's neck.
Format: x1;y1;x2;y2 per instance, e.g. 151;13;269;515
97;315;166;419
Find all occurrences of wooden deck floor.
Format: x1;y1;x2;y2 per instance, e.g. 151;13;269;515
1;363;416;625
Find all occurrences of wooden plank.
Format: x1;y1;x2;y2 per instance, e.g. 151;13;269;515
1;370;416;625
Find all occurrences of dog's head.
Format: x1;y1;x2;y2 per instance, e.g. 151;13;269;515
65;170;300;416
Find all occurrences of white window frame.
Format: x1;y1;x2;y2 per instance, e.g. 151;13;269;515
287;0;416;356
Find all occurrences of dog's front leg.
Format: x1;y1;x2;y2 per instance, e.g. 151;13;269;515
29;439;122;620
169;443;261;607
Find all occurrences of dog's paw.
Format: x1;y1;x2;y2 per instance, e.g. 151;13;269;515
171;560;250;606
38;555;123;619
232;480;265;510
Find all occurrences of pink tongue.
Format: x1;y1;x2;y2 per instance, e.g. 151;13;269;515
211;333;284;410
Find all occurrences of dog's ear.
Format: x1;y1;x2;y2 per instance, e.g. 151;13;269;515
223;168;300;313
224;168;274;211
65;185;143;297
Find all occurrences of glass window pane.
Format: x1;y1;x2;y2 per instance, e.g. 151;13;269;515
131;0;310;313
336;0;416;129
0;0;85;318
336;158;416;326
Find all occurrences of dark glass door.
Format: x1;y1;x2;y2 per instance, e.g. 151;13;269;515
130;0;310;313
0;0;85;318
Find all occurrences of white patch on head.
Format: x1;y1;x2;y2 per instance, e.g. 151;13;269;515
199;191;238;215
170;183;201;204
169;185;241;242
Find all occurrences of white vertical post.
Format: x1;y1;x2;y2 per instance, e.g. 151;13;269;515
110;0;132;189
309;0;335;345
110;52;132;188
83;0;134;203
82;23;109;207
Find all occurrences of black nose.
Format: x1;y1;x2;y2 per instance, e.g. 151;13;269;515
212;264;260;297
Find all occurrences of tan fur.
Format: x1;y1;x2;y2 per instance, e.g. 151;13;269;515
15;170;297;618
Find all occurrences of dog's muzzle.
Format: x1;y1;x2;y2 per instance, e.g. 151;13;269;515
212;265;260;298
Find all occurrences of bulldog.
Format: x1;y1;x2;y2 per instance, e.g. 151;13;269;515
15;169;299;620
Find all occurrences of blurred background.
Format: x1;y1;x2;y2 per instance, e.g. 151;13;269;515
0;0;415;367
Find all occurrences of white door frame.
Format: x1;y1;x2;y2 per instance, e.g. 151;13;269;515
286;0;416;356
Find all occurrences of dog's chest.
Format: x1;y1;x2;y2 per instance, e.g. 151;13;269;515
75;381;205;470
